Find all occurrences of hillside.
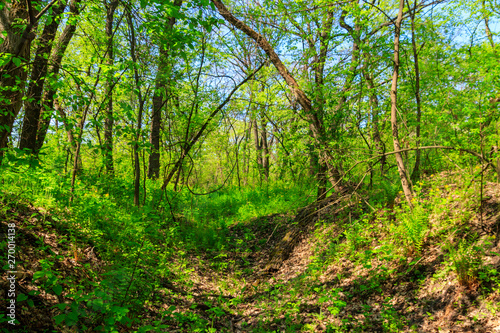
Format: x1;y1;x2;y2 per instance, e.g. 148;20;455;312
1;171;499;332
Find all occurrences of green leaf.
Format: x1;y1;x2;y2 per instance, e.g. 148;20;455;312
67;310;79;322
12;57;22;67
54;314;65;325
33;271;45;280
55;303;67;310
17;293;28;302
53;284;63;296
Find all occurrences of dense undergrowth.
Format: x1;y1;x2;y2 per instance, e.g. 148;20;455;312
1;159;500;332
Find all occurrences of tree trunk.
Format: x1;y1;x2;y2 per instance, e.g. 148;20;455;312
252;115;263;180
148;0;183;179
126;6;145;206
103;0;118;174
409;0;422;182
148;73;164;179
19;0;65;154
391;0;413;205
0;1;32;153
261;115;270;181
36;0;82;153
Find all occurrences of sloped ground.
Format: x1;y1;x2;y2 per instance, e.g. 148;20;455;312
181;175;500;332
1;173;500;332
0;197;103;332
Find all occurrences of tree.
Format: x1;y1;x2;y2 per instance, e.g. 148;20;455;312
19;0;66;154
390;0;414;205
148;0;183;180
103;0;119;174
211;0;348;196
0;1;32;153
36;0;83;153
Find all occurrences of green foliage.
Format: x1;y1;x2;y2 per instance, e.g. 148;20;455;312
344;218;370;253
1;0;500;330
395;202;429;255
448;238;483;288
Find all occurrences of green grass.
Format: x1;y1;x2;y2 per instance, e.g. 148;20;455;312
2;153;499;332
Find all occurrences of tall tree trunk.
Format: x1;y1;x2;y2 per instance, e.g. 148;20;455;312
260;114;269;181
0;1;32;153
19;0;65;154
252;116;263;180
391;0;413;205
148;65;165;179
409;0;422;182
104;0;118;174
36;0;82;153
126;6;145;206
362;65;386;172
148;0;183;179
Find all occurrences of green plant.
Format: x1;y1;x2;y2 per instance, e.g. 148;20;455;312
448;239;482;288
396;202;428;255
344;220;368;253
479;265;499;290
380;298;405;332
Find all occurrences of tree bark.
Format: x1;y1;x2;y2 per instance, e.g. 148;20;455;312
36;0;82;153
126;6;145;206
148;62;166;179
0;1;32;153
148;0;183;179
252;117;263;176
19;0;65;153
409;0;422;182
261;114;269;181
103;0;118;174
391;0;413;205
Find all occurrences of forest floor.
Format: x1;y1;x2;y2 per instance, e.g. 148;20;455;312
1;172;500;332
